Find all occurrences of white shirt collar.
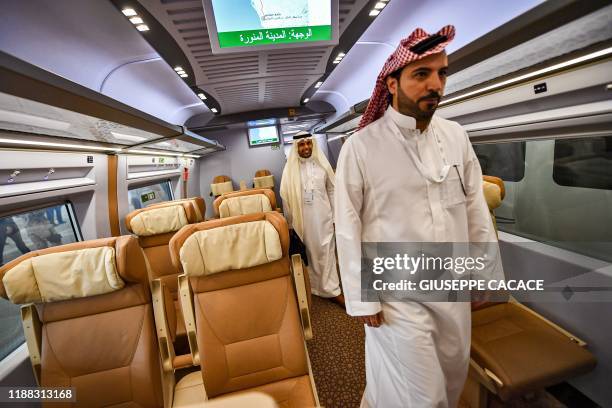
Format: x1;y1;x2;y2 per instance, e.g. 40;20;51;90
385;105;417;130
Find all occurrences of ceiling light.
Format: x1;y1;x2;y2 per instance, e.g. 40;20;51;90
303;98;310;103
110;132;147;143
369;9;381;16
126;149;181;157
315;81;323;88
0;109;71;131
129;17;143;24
177;70;186;75
211;108;218;113
0;137;121;152
327;134;345;142
174;66;183;72
338;52;346;57
333;60;341;64
136;24;149;32
374;2;386;9
440;46;612;106
122;8;137;16
183;154;200;158
198;93;207;100
179;73;188;78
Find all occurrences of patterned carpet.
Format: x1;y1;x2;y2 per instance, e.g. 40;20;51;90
307;295;366;408
305;295;574;408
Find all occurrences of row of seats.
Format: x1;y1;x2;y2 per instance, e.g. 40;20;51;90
0;179;596;407
210;170;275;198
122;189;281;354
0;192;318;407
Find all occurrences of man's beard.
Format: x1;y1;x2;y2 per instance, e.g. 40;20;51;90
396;87;440;121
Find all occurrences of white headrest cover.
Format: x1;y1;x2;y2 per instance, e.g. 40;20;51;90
211;181;234;196
148;198;204;221
179;220;282;277
130;204;189;236
219;194;272;218
253;175;275;189
2;247;124;304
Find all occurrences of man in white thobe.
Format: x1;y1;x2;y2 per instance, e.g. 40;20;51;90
281;131;344;304
335;26;502;407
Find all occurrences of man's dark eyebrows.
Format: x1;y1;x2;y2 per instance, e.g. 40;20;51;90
410;67;432;74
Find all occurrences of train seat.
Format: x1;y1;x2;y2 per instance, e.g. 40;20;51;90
253;169;275;190
482;177;504;231
211;175;234;198
125;197;206;352
168;212;318;407
471;301;597;401
213;188;278;218
0;236;165;407
461;177;597;405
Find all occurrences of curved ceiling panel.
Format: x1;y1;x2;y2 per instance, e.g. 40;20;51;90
0;0;208;125
313;0;544;121
101;58;206;124
0;0;156;91
136;0;371;116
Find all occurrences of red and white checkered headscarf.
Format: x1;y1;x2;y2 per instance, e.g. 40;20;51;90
358;25;456;130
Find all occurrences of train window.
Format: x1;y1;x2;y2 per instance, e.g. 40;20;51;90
0;202;82;360
128;180;174;212
473;142;526;182
553;136;612;190
484;137;612;262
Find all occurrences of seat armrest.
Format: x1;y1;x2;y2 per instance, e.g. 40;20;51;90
20;304;42;385
178;274;200;365
291;254;313;340
152;279;177;373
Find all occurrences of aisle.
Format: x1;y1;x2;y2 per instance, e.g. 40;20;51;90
307;295;366;408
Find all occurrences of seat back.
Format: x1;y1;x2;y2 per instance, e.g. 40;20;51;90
211;175;234;197
213;189;277;218
169;212;309;398
482;175;504;232
125;197;205;295
0;237;163;408
253;169;275;189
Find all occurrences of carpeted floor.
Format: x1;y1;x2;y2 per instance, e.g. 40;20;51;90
307;295;366;408
305;295;576;408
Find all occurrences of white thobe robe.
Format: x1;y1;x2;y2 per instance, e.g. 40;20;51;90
335;107;501;407
285;158;341;298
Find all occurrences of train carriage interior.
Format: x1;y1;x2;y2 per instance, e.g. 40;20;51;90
0;0;611;407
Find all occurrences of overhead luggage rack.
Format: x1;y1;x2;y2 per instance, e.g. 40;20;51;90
0;50;225;157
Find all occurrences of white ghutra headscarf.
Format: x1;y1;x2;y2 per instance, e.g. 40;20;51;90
280;132;335;239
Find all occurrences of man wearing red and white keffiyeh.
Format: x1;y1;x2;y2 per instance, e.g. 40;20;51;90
335;26;504;407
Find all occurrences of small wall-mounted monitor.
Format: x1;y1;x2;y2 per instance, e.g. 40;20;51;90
248;126;280;147
203;0;339;54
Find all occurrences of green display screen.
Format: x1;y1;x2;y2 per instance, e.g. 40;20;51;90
249;126;279;146
210;0;333;49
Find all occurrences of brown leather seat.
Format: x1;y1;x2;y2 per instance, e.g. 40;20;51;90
462;177;597;404
125;197;205;351
168;212;318;407
472;302;596;401
482;175;505;200
0;237;165;408
213;188;278;218
211;175;234;197
253;169;275;190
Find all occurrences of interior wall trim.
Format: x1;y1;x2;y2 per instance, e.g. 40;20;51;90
107;154;120;237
